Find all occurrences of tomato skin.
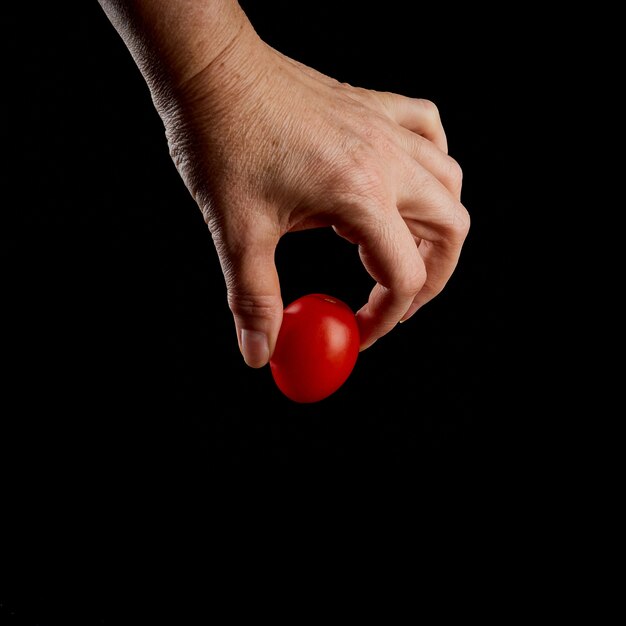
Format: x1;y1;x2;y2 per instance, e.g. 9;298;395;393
269;294;360;403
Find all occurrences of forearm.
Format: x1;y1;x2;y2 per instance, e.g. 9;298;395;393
97;0;256;104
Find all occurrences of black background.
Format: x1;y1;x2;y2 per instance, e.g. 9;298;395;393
2;2;534;623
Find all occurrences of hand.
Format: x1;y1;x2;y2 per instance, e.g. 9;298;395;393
98;0;470;368
162;37;469;367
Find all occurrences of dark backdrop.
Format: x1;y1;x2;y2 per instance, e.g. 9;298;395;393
1;2;530;623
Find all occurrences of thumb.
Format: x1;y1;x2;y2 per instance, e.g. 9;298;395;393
220;229;283;369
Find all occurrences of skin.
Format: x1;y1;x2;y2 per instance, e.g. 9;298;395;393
97;0;470;368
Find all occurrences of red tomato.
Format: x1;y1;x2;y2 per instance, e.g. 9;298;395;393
270;293;360;403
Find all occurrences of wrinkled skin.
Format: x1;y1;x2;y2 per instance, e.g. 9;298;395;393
98;0;470;367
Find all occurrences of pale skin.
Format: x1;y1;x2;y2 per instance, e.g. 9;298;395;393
97;0;470;368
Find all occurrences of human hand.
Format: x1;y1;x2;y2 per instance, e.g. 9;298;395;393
163;39;469;367
159;33;469;367
99;0;469;368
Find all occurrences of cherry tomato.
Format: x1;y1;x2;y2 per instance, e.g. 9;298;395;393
269;293;360;403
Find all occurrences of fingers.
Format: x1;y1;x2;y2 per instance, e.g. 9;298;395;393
396;166;471;320
338;153;468;350
400;235;467;322
397;159;468;234
352;207;468;350
346;88;461;198
215;216;283;368
334;207;426;350
396;128;463;200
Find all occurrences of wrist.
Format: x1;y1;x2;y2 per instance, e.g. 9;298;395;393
99;1;260;108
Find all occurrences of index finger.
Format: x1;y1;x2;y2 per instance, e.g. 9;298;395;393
334;207;426;350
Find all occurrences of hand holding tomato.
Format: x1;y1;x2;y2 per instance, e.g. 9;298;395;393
98;0;470;369
269;294;360;403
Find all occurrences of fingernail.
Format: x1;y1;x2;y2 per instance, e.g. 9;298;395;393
240;330;269;368
359;338;377;352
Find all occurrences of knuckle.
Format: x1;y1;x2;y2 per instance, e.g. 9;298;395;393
390;245;426;302
456;205;471;238
445;157;464;195
418;98;441;122
427;200;468;242
443;202;470;241
447;156;463;185
227;293;282;322
395;264;426;298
